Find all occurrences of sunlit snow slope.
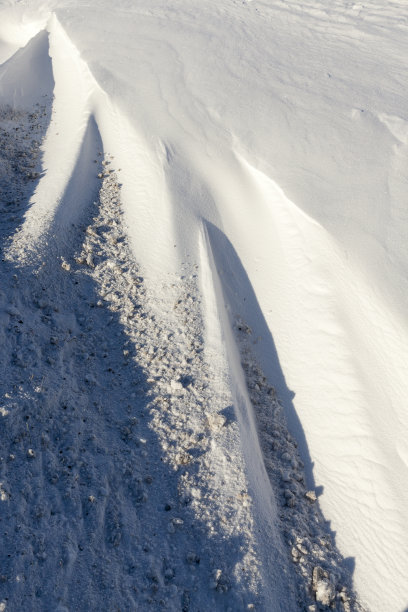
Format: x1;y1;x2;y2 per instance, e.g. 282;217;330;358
1;1;407;610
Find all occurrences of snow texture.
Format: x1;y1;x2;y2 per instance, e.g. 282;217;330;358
1;1;408;610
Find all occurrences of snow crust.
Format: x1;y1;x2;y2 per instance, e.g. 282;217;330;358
1;0;408;610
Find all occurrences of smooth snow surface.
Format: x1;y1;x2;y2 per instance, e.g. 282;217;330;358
0;0;407;610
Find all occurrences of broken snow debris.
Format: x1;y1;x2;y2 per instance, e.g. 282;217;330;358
209;569;230;593
305;490;317;503
206;413;226;431
312;566;335;606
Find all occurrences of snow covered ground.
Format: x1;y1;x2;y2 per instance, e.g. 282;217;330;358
0;0;407;610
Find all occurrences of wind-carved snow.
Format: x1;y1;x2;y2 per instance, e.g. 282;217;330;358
233;322;357;611
0;90;363;607
0;78;361;612
75;163;266;608
1;131;267;608
0;56;297;605
1;2;408;610
201;224;363;611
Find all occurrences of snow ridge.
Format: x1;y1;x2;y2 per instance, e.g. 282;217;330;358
0;95;363;609
73;162;266;609
233;320;362;611
0;106;286;608
2;6;397;610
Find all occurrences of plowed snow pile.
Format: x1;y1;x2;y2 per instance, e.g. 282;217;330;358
0;1;407;611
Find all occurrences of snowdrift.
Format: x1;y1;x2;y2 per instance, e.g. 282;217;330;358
0;1;407;610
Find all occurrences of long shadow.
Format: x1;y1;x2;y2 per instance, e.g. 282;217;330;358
204;220;359;592
205;220;314;487
0;30;54;105
0;30;54;241
51;114;102;233
0;116;263;611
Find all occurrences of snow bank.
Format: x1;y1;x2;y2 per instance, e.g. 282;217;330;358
1;0;408;609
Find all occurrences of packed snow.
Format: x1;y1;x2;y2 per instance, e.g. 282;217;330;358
0;0;407;610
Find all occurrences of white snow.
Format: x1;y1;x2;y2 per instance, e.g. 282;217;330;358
1;0;408;610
